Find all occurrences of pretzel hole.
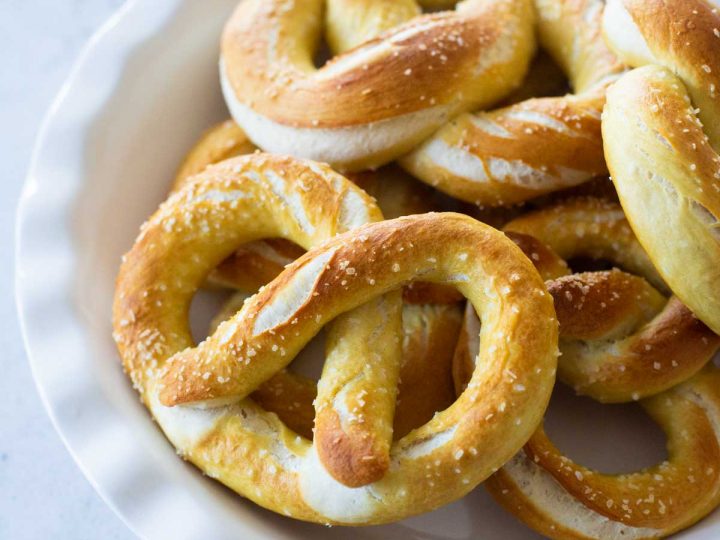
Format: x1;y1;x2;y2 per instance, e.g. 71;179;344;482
311;2;463;70
189;288;236;344
564;256;616;273
544;383;667;474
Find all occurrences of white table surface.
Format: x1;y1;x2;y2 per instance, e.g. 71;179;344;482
2;1;133;538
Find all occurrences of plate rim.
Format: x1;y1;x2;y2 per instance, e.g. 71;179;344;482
16;2;159;538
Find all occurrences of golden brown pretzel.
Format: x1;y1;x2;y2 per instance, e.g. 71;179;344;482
603;67;720;335
602;0;720;334
400;0;625;206
450;202;720;535
486;366;720;539
114;154;558;522
209;294;462;440
220;0;535;170
455;199;720;403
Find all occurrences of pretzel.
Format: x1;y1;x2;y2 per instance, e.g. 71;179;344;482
603;73;720;339
486;366;720;539
220;0;535;171
455;199;720;403
601;0;720;334
209;294;462;440
114;154;558;521
400;0;625;206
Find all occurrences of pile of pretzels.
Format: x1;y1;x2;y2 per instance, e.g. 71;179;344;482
112;0;720;537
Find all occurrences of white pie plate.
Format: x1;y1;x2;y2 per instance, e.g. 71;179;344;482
15;0;720;538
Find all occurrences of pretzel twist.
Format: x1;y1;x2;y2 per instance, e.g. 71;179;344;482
400;0;625;206
455;199;720;403
220;0;535;171
114;154;558;522
210;295;462;441
487;366;720;539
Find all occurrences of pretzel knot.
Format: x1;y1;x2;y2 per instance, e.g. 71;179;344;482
113;154;557;524
455;199;720;404
602;0;720;334
401;0;625;206
220;0;535;171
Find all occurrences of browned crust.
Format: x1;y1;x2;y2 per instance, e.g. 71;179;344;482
523;389;720;530
209;238;304;292
222;0;530;127
548;270;662;341
115;155;559;524
315;408;390;487
246;304;463;441
402;281;463;304
485;369;720;536
393;304;462;439
498;50;569;106
251;371;317;439
399;0;625;207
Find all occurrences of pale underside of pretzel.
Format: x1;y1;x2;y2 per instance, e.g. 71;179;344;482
455;199;719;403
210;294;462;441
486;366;720;539
220;0;535;171
400;0;625;206
113;154;558;522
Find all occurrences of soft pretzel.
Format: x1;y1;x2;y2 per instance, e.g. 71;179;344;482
209;295;462;440
400;0;624;206
220;0;535;171
114;154;558;521
486;366;720;539
603;65;720;335
455;199;720;402
601;0;720;334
